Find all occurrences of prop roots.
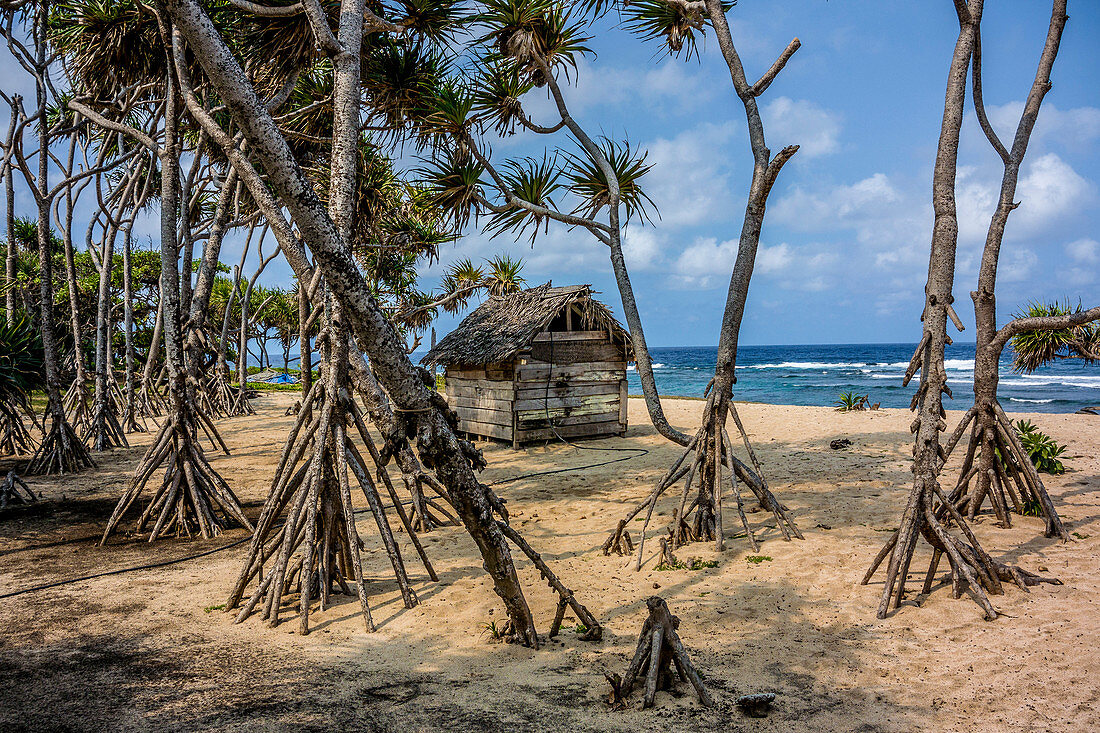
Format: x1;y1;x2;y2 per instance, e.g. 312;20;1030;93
603;392;800;568
100;408;248;542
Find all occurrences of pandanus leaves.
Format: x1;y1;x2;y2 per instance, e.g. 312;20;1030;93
1010;301;1100;373
417;151;485;231
473;0;593;86
566;137;657;225
485;154;561;242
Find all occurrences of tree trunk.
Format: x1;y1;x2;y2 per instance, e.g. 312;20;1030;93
60;140;93;433
24;4;93;476
958;1;1069;540
101;77;248;543
166;0;555;644
88;168;137;451
3;95;16;324
863;0;1058;619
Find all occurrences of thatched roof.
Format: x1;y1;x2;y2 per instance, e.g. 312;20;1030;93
421;283;632;367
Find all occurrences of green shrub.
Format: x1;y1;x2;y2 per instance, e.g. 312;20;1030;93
0;317;44;416
1014;420;1067;475
834;392;869;412
745;555;772;564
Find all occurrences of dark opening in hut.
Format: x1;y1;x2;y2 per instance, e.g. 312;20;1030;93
421;284;634;448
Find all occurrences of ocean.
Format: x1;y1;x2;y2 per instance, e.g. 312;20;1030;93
625;343;1100;414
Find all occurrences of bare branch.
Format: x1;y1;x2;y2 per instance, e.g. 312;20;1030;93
751;38;800;97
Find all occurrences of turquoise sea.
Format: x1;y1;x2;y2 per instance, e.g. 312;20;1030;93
625;343;1099;414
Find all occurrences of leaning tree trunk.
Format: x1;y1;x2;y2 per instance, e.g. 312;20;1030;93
228;309;431;633
209;265;240;416
120;219;143;431
59;138;94;435
136;295;169;418
3;94;17;324
86;169;138;451
165;0;606;644
185;167;237;422
101;80;248;543
863;0;1059;619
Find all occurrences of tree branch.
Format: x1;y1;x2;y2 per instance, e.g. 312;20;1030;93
991;305;1100;355
751;38;800;97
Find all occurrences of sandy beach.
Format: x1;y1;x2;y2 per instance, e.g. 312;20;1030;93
1;392;1098;732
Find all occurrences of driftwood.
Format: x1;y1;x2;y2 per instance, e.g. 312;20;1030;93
736;692;775;717
610;596;712;709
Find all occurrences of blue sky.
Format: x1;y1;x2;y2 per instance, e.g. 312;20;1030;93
415;0;1100;346
3;1;1098;347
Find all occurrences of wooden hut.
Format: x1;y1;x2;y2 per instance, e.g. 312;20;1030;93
421;284;633;448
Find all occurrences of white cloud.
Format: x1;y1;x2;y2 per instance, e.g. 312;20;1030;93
1013;153;1092;231
999;248;1038;283
988;102;1100;148
762;97;842;158
622;227;663;271
756;242;793;273
773;173;902;229
1066;238;1099;264
522;57;716;123
673;237;737;288
643;122;741;227
673;238;835;290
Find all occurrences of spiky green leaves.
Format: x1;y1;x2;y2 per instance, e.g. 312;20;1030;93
472;62;535;136
484;253;526;295
362;41;449;142
621;0;708;60
474;0;593;87
566;137;656;224
417;151;486;230
0;317;45;415
392;0;466;43
1010;301;1100;373
48;0;164;98
486;154;560;242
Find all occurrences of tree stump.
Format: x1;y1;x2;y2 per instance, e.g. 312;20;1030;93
0;470;36;509
612;596;712;708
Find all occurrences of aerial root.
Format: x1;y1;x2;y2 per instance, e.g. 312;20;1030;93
609;596;712;709
62;377;92;436
603;394;799;569
99;406;249;543
83;386;129;452
0;403;37;456
226;375;436;635
25;414;96;476
934;402;1068;540
863;476;1060;620
495;519;601;641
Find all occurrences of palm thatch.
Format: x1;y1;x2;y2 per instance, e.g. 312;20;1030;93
421;283;631;367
